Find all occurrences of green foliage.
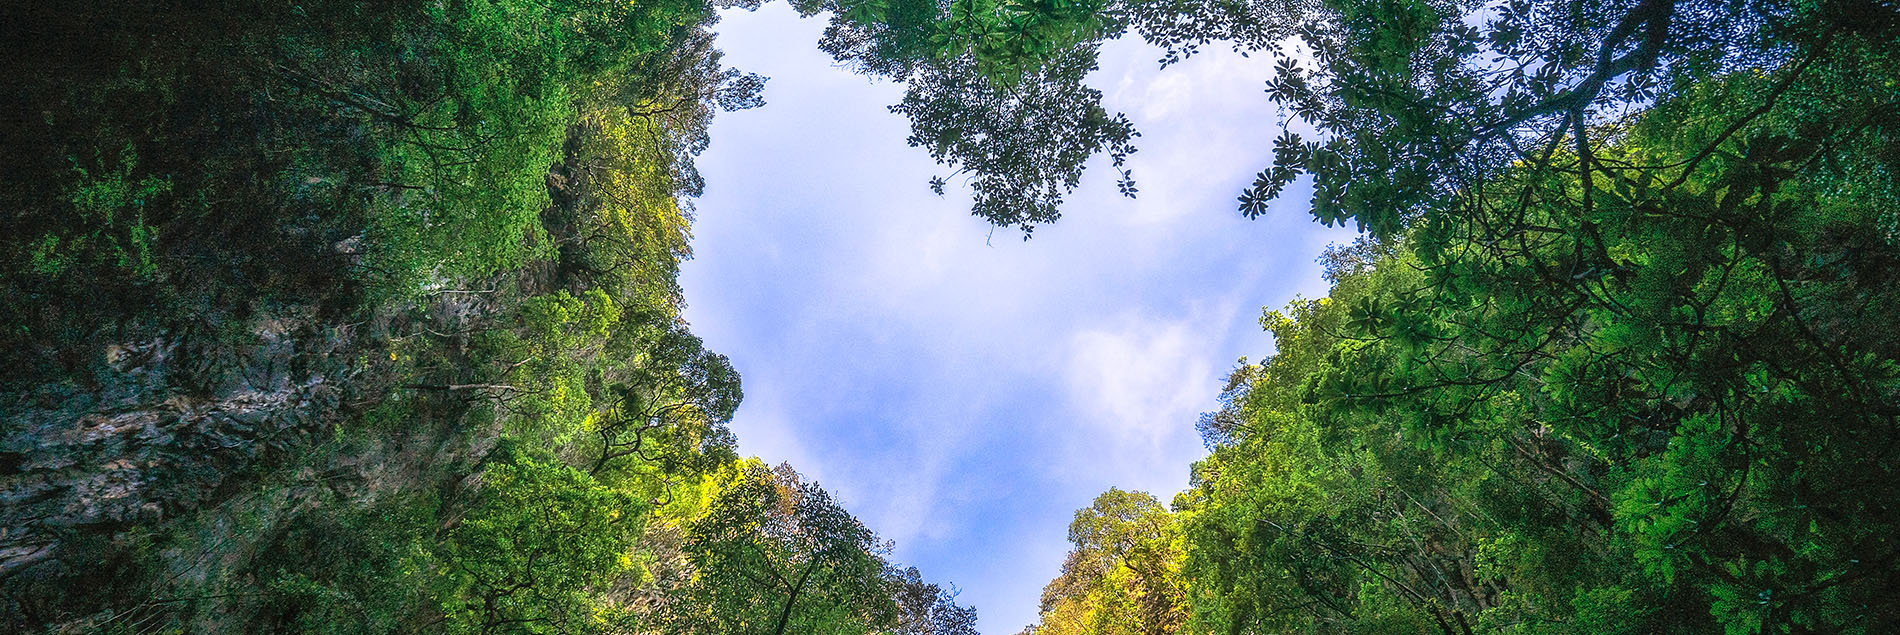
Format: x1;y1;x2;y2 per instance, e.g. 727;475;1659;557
434;445;648;633
22;0;1899;634
0;2;976;634
352;0;715;291
663;461;976;635
1020;4;1900;631
0;0;753;360
464;289;623;440
793;0;1144;233
817;0;1896;245
254;497;438;634
43;146;174;279
1024;489;1186;635
586;317;741;478
892;47;1140;233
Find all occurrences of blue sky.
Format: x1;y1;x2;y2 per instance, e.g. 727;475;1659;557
678;6;1355;632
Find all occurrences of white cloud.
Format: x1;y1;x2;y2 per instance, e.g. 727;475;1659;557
1063;315;1217;444
1093;41;1288;228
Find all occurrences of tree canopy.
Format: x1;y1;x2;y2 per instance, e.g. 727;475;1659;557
1;1;971;632
5;0;1898;632
1003;0;1900;630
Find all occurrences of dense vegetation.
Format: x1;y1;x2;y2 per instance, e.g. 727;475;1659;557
936;0;1899;632
5;0;1896;632
1;1;969;632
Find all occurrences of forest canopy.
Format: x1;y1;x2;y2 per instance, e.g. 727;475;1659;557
1;0;1896;632
972;0;1900;632
1;1;971;632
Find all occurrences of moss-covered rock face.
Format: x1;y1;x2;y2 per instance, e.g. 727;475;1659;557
0;297;493;631
1;320;351;577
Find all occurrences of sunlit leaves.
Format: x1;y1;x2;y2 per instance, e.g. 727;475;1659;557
1024;489;1187;635
667;462;976;635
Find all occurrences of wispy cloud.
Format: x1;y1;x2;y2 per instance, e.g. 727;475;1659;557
1064;314;1218;443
